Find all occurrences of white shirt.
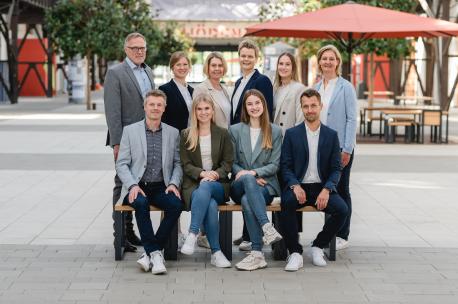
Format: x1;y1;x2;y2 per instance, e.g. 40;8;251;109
173;79;193;127
232;70;255;117
319;77;338;125
199;134;213;171
302;124;321;184
250;127;261;152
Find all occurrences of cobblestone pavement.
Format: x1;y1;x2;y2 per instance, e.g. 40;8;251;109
1;93;458;303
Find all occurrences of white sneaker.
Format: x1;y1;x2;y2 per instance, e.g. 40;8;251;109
211;250;231;268
150;250;166;274
285;252;303;272
136;252;151;272
181;232;197;255
197;235;210;249
238;241;252;251
262;223;282;245
235;251;267;271
336;237;349;250
310;246;327;267
177;233;186;249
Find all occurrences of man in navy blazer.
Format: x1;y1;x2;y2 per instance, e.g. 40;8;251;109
231;39;273;125
280;88;348;271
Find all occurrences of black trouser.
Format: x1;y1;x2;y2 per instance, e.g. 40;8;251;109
336;151;354;240
280;183;348;254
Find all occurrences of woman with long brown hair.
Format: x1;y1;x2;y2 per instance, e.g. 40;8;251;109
229;89;283;271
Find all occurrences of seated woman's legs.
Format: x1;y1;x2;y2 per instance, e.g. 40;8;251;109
202;198;221;253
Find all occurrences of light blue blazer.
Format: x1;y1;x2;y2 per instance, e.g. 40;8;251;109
315;76;357;154
229;123;282;196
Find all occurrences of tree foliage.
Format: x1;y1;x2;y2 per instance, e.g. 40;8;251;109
45;0;193;67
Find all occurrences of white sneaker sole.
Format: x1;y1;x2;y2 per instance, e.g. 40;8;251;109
235;261;267;271
137;260;150;272
263;234;283;246
151;267;167;275
180;246;194;255
285;262;303;272
211;261;231;268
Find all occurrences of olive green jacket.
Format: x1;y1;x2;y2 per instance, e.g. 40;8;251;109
179;124;234;210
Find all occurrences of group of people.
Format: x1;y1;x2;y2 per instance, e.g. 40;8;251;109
104;32;357;275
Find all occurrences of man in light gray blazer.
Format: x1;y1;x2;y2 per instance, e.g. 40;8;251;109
104;32;155;248
116;90;183;274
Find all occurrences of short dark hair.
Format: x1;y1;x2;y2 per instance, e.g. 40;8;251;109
300;88;321;104
144;89;167;106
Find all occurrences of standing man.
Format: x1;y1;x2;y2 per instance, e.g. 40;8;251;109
116;90;183;274
104;32;155;250
280;89;348;271
231;39;274;250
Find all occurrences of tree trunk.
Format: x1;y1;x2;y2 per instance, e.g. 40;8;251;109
389;58;402;99
85;54;92;110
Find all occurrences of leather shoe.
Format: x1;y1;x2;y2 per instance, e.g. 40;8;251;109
123;240;137;252
127;231;142;246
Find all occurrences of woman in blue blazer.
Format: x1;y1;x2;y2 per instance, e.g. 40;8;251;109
229;89;283;271
314;45;357;250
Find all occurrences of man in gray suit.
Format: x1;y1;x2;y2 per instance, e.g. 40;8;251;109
104;32;155;248
116;89;183;274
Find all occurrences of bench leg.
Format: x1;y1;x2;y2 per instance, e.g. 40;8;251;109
219;211;232;261
272;211;287;261
164;222;178;260
323;214;336;261
114;211;125;261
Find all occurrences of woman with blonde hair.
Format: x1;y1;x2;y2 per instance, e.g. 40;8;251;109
229;89;283;271
179;93;233;268
314;44;357;251
273;52;306;135
193;52;231;128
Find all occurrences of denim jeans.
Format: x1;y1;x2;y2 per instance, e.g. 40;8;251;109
124;182;183;255
230;174;273;251
337;151;354;240
189;181;225;253
280;183;348;254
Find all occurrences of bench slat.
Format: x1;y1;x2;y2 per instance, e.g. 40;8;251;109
115;203;319;212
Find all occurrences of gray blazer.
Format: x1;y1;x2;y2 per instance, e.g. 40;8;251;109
115;120;182;202
104;60;155;146
229;123;282;196
274;81;306;135
315;76;357;154
193;79;231;129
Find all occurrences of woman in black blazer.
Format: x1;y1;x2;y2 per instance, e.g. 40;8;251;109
159;51;194;131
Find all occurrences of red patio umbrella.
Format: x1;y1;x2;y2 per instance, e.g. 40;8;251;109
245;2;458;77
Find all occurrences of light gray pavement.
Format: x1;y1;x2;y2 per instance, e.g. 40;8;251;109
1;92;458;303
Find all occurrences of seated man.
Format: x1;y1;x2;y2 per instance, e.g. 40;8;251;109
116;89;183;274
280;88;348;271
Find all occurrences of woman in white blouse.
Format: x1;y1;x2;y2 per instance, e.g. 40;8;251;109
179;94;234;268
273;52;306;135
193;52;231;129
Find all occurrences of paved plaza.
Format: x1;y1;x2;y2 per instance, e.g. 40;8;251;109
1;93;458;303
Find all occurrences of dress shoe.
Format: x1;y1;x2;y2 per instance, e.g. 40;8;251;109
123;240;137;252
233;236;243;246
126;231;142;246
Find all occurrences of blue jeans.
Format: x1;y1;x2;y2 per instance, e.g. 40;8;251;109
230;174;273;251
280;183;348;254
124;182;183;255
189;181;225;253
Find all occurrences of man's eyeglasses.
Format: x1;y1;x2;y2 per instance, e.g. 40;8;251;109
127;46;147;53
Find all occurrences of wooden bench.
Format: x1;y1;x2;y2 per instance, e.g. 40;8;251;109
114;202;336;262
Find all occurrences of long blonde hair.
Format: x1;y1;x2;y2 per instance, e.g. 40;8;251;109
273;52;299;90
241;89;272;150
185;93;215;151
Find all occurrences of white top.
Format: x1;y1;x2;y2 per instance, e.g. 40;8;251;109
232;70;255;117
199;134;213;171
302;124;321;184
318;77;338;125
213;89;231;126
250;127;261;152
173;79;193;127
